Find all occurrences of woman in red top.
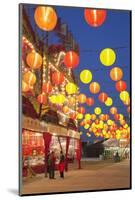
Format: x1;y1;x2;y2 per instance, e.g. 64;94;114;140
59;151;65;179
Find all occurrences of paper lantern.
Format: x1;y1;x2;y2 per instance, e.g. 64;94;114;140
49;95;57;104
68;97;76;105
80;69;92;84
84;9;107;27
91;114;96;121
120;91;129;102
78;94;86;104
23;71;36;86
119;114;124;121
42;82;52;93
37;93;47;104
115;80;127;92
66;82;77;95
99;114;105;121
56;94;66;104
86;97;94;106
94;107;102;115
84;124;90;130
114;114;120;121
105;97;113;106
63;106;69;113
52;72;64;85
89;82;100;94
123;97;130;106
34;6;57;31
110;67;123;81
120;120;126;126
104;114;109;121
110;107;117;115
127;106;130;113
26;52;42;69
64;51;79;69
78;107;86;114
22;80;30;92
77;113;83;120
70;112;76;120
107;120;113;126
100;48;116;66
98;92;108;103
80;121;85;126
85;114;91;120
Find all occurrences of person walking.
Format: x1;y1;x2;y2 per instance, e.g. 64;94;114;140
59;151;65;179
48;151;56;179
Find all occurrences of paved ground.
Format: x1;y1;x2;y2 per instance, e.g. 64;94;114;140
21;159;130;195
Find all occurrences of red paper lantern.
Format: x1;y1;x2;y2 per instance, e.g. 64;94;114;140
114;114;120;121
84;9;107;27
78;107;86;114
42;82;52;93
37;93;47;104
86;97;94;106
98;92;108;103
52;72;64;85
115;80;127;92
64;51;79;69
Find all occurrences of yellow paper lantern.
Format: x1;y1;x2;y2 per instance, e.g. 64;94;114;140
23;71;36;86
107;119;113;126
120;91;129;102
119;114;124;121
66;82;77;95
85;114;91;120
94;107;102;115
105;97;113;106
49;95;57;104
84;124;90;129
34;6;57;31
100;48;116;66
123;124;128;129
56;94;66;104
22;80;30;92
80;69;92;84
77;113;83;120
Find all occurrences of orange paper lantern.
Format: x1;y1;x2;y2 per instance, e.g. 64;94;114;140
110;107;118;115
52;72;64;85
78;94;86;104
22;81;30;92
64;51;79;69
78;107;86;114
115;80;127;92
98;92;108;103
84;9;107;27
26;52;42;69
42;82;52;93
86;97;94;106
114;114;120;121
110;67;123;81
23;71;36;86
34;6;57;31
63;106;69;113
89;82;100;94
37;93;47;104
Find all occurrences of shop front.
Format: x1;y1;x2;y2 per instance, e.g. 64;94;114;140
22;116;81;177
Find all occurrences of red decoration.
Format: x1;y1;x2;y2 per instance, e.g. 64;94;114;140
70;112;76;120
42;82;52;93
52;72;64;85
98;92;108;103
84;9;107;27
37;93;47;104
64;51;79;68
114;114;120;121
78;107;86;114
115;80;127;92
86;97;94;106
